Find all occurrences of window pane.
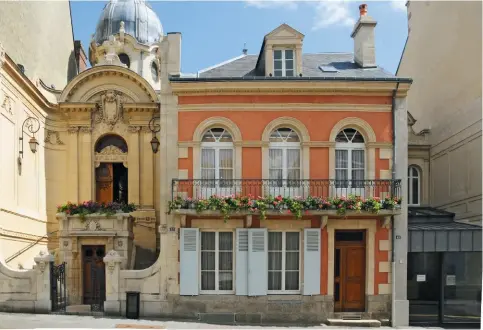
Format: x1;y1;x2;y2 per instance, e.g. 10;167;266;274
201;149;215;168
274;60;282;70
201;232;215;250
285;252;299;271
287;169;300;181
219;252;232;271
274;50;282;60
219;232;233;250
219;169;233;185
287;149;300;169
268;252;282;270
285;60;294;70
352;131;364;143
201;271;215;290
201;169;215;181
412;167;419;177
352;150;365;169
352;169;365;181
285;50;294;59
285;232;300;251
285;271;299;290
201;252;215;270
285;70;294;77
219;149;233;168
218;272;233;291
269;149;283;168
268;271;282;290
269;232;283;250
269;169;283;181
412;177;419;204
336;150;348;168
274;70;283;77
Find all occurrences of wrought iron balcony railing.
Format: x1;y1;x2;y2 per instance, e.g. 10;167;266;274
172;179;401;201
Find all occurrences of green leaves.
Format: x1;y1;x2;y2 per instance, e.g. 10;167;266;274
168;194;401;221
57;201;136;221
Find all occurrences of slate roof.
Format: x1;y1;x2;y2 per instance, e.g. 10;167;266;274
195;53;397;80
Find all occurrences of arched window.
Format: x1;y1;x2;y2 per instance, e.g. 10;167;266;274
335;128;365;190
201;128;234;189
119;53;130;68
269;128;300;189
408;166;420;205
95;134;128;153
151;61;158;81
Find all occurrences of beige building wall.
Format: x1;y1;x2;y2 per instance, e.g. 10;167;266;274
0;53;49;269
0;1;77;89
398;1;482;223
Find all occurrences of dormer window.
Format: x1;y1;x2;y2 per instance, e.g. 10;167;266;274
274;49;295;77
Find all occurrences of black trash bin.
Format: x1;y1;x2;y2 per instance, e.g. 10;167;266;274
126;291;140;319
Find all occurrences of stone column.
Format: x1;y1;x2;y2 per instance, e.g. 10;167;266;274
392;96;409;326
141;127;154;208
33;251;55;313
103;250;124;316
128;126;141;205
79;127;93;201
67;126;79;202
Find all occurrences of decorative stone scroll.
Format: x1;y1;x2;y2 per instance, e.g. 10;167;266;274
44;129;64;145
94;145;128;167
1;94;13;115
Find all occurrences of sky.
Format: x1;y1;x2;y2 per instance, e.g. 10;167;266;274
70;0;409;75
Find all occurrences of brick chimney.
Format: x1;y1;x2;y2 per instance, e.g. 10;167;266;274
351;4;377;68
74;40;88;73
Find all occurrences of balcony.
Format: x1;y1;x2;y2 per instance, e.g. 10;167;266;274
170;179;402;219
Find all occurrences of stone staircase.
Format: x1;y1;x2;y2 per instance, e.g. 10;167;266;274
133;245;158;270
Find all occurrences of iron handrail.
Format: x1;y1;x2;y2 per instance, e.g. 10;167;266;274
5;230;58;263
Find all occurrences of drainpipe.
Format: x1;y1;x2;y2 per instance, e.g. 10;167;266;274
391;82;400;326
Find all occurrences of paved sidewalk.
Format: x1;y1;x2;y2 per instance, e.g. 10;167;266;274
0;312;442;329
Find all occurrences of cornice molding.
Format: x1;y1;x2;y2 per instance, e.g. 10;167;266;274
178;103;391;112
170;81;411;97
1;53;56;112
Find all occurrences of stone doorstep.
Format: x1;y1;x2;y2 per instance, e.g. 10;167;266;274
327;319;381;327
115;325;165;329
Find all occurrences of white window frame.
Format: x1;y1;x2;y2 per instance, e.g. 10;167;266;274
408;165;420;206
335;142;366;197
199;230;235;295
273;49;296;77
200;140;235;197
267;231;301;295
269;141;301;196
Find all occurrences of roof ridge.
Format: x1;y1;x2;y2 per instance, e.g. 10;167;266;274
198;54;248;74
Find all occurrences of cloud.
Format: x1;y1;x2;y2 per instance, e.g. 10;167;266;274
245;0;298;10
390;0;407;12
312;0;356;30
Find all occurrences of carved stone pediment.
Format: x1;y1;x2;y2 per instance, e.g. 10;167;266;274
94;90;125;129
95;145;128;167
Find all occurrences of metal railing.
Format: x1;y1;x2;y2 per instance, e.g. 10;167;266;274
5;230;58;264
172;179;401;200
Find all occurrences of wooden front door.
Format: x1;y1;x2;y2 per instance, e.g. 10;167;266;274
82;246;106;311
334;230;366;312
96;163;113;204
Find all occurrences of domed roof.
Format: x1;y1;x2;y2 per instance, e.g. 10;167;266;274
94;0;163;45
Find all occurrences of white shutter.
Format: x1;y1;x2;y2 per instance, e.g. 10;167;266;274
248;228;268;296
303;228;321;295
180;228;199;295
235;228;248;295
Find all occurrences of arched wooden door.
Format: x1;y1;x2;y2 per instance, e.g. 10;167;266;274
82;246;106;311
96;163;113;204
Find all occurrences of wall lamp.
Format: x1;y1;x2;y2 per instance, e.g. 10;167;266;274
19;116;40;157
148;114;160;154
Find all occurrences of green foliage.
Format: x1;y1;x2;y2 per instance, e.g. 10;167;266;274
57;200;136;221
168;194;401;221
